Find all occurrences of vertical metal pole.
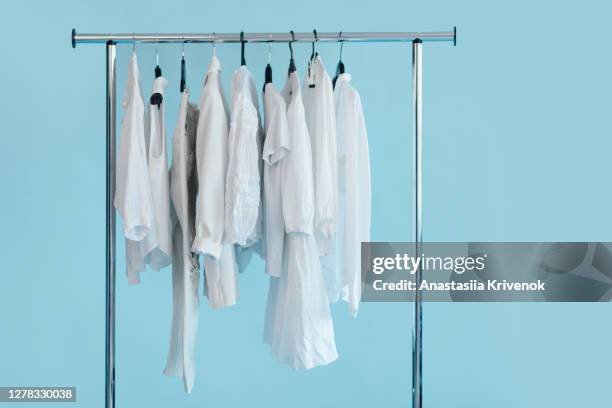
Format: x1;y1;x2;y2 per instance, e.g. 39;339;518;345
105;40;117;408
412;38;423;408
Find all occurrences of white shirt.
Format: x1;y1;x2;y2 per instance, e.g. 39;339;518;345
192;56;239;309
334;73;371;317
262;83;290;277
302;56;337;255
115;53;155;284
225;66;262;247
164;91;200;393
192;56;229;259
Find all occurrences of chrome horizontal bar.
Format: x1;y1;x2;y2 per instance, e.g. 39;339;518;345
72;28;457;47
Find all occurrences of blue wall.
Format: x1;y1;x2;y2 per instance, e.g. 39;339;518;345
1;0;611;407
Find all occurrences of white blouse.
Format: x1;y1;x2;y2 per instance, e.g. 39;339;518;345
225;66;262;247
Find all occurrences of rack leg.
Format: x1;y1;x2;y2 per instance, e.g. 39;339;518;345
412;38;423;408
105;40;117;408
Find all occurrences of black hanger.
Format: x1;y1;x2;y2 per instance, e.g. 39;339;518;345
263;36;273;93
332;32;345;89
151;40;163;107
240;31;246;66
180;40;186;93
288;31;296;76
308;29;318;88
310;29;318;62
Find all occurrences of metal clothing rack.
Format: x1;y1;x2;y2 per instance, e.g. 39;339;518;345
71;27;457;408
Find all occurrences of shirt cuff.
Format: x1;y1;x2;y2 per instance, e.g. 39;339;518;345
192;236;223;259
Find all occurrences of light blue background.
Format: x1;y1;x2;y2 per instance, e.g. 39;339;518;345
1;0;611;407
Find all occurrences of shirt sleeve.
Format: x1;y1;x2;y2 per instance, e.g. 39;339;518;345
115;76;153;242
224;91;261;246
312;76;338;241
192;85;229;259
262;97;290;166
344;90;371;317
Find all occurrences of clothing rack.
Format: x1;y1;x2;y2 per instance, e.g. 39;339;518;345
70;28;457;408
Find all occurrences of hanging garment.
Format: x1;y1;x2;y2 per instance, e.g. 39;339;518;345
141;74;173;270
115;53;155;284
302;56;337;257
262;82;290;278
333;73;371;317
164;91;200;393
225;66;263;247
192;56;238;309
264;72;338;369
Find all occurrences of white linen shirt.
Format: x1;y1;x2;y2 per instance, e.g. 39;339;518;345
225;66;262;247
115;53;155;284
302;56;337;255
334;73;371;317
192;56;239;309
192;56;229;259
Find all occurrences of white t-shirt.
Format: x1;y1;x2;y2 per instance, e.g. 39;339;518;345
262;82;290;278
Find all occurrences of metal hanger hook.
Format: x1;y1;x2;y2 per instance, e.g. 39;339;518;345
155;34;159;65
212;32;216;57
268;34;272;63
181;35;185;57
132;32;136;53
339;31;344;61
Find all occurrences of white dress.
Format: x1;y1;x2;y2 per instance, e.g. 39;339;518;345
333;73;371;317
192;56;238;309
164;91;200;393
115;52;154;284
265;72;338;369
302;56;337;257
